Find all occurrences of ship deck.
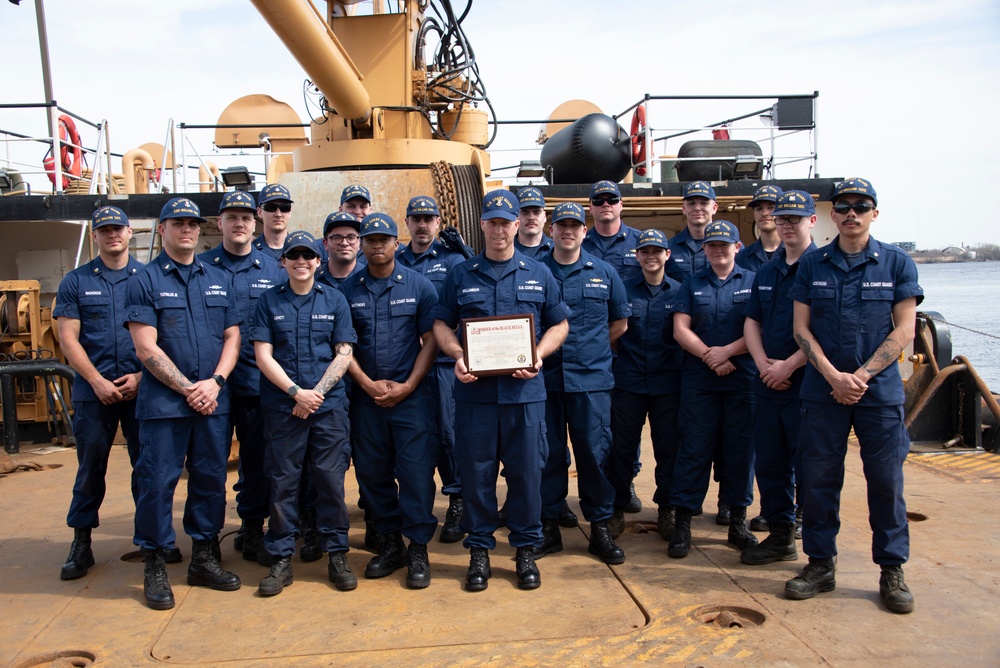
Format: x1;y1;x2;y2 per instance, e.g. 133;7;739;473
3;430;1000;667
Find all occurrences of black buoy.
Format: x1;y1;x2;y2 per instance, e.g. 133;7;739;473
540;113;631;185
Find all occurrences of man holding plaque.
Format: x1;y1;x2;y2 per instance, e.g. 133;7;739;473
433;190;570;592
536;202;631;564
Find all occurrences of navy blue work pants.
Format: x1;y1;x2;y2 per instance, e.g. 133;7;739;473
798;401;910;565
754;393;802;525
610;389;681;509
430;362;461;496
232;395;269;521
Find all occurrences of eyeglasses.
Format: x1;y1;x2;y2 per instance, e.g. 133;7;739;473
832;202;875;214
326;233;359;244
262;202;292;213
590;196;621;206
774;217;805;226
284;250;318;261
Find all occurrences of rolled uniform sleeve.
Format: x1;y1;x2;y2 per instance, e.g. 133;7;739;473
607;270;632;321
123;272;158;327
539;269;571;327
53;272;81;319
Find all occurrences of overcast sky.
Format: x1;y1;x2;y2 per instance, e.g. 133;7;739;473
3;0;999;249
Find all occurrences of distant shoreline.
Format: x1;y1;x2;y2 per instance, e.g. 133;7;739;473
908;254;987;264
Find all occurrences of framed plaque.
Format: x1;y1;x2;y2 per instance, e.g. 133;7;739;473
461;313;537;376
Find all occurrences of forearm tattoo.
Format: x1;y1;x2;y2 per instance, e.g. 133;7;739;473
794;333;820;369
862;339;903;378
314;342;353;395
143;354;192;393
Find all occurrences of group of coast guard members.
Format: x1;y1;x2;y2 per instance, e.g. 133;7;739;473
55;173;919;614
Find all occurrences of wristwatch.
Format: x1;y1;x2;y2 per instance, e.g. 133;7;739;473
212;374;226;387
287;384;300;398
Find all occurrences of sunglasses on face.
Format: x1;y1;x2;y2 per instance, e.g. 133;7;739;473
262;202;292;213
832;202;875;214
284;250;318;261
590;196;621;206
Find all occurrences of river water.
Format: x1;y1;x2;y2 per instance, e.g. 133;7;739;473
914;260;1000;392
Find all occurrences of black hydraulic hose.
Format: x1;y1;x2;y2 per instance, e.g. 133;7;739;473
0;360;75;454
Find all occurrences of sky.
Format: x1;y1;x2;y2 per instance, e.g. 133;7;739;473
3;0;999;250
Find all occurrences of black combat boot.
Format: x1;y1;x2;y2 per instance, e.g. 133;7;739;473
750;514;769;532
558;500;579;527
741;522;797;565
879;565;915;613
241;519;273;567
668;508;693;558
795;507;803;540
784;557;836;600
363;509;379;552
163;544;183;563
141;548;175;610
497;502;507;528
406;542;431;589
187;538;241;591
588;520;626;565
727;506;759;550
515;546;541;590
258;557;293;597
328;551;358;591
299;508;322;562
624;482;642;513
233;521;245;551
608;508;625;539
656;506;674;541
365;530;407;578
715;501;731;526
440;495;465;543
466;547;491;592
531;519;563;558
60;527;95;580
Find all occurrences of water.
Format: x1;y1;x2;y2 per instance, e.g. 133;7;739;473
914;260;1000;392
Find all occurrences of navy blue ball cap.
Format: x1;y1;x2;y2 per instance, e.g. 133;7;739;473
219;190;257;214
91;205;130;229
701;220;740;244
748;185;783;207
635;228;669;250
589;180;621;199
323;212;360;236
341;184;372;205
360;212;399;238
258;184;294;205
773;190;816;217
481;189;519;221
518;187;545;209
406;196;440;217
551;202;585;225
831;177;877;206
684;181;716;200
282;230;319;256
159;197;206;224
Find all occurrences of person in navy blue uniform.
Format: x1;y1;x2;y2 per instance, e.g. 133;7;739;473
582;179;644;513
608;229;684;542
533;202;630;564
199;191;283;566
396;195;467;543
318;212;364;288
252;231;359;596
739;190;817;566
669;220;758;558
433;189;570;592
339;183;374;220
514;187;553;259
785;178;921;614
254;184;294;261
342;213;440;588
736;185;783;272
55;206;147;580
125;197;242;610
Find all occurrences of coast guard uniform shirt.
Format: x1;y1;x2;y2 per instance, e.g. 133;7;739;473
252;238;283;263
736;239;776;272
433;250;571;405
198;244;283;398
791;236;923;406
613;274;684;396
674;266;756;391
395;239;464;364
53;256;144;402
666;227;709;283
582;223;643;285
124;253;241;419
514;234;554;260
540;251;631;392
252;281;357;414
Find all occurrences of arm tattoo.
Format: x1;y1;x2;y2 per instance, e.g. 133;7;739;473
314;343;353;395
794;333;820;369
143;354;193;393
862;339;903;378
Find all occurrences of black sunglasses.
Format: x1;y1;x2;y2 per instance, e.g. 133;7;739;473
590;196;621;206
832;202;875;214
262;202;292;213
284;250;318;261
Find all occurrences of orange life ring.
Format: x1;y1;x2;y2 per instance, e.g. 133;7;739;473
43;114;84;188
630;105;648;176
